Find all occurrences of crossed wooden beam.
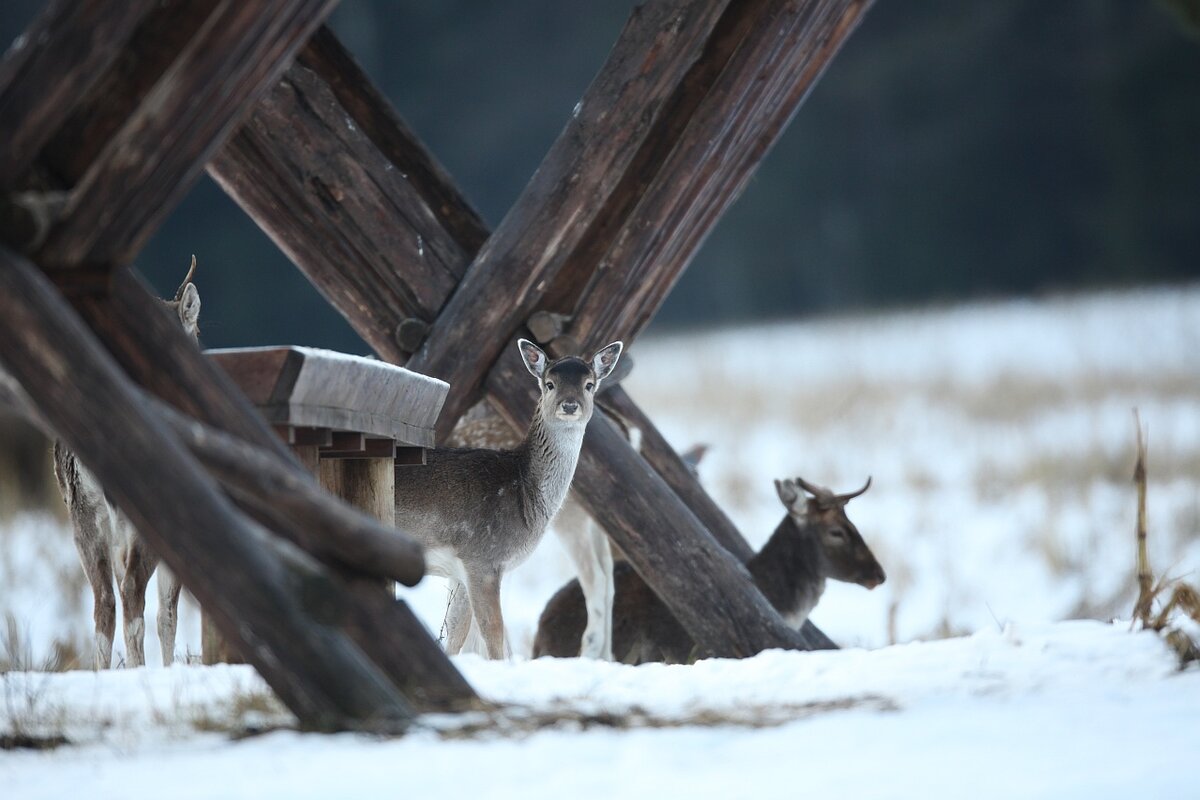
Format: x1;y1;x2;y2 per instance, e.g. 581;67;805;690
0;0;870;729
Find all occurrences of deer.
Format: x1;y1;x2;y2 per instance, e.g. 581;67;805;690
444;398;694;661
395;338;623;659
533;475;886;663
53;258;200;669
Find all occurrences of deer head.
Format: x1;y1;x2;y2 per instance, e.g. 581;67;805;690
774;476;886;589
519;339;623;426
164;255;201;341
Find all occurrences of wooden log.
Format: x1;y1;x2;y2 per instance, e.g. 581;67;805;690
33;0;339;269
0;246;412;730
208;28;486;363
0;0;153;190
565;0;875;349
153;402;424;587
405;0;747;431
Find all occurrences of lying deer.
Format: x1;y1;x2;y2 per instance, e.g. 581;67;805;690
533;475;886;663
53;259;200;669
396;338;623;659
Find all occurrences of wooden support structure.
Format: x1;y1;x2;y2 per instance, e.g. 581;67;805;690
1;0;866;715
0;0;478;726
0;248;413;729
211;0;867;657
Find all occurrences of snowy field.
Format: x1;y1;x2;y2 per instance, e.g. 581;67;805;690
2;286;1198;795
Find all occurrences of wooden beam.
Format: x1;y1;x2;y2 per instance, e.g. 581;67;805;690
563;0;875;349
405;0;752;429
0;246;412;731
209;28;487;362
31;0;339;269
154;402;424;587
0;0;154;190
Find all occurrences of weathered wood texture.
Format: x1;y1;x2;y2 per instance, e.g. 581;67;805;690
405;0;742;428
27;0;338;269
208;28;487;363
407;0;873;430
0;0;153;190
208;346;447;447
209;3;868;655
0;246;412;730
563;0;875;350
155;402;423;587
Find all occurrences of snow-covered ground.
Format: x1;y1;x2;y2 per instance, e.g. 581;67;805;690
2;287;1198;795
2;622;1197;798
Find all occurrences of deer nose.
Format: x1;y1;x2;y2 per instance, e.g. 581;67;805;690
865;566;886;590
560;400;579;415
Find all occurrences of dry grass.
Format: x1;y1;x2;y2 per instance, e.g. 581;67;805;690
428;694;898;740
1130;413;1200;666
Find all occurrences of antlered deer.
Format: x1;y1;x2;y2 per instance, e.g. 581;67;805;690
533;476;885;663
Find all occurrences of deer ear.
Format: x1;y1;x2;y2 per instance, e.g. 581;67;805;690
774;478;800;509
518;339;548;379
590;341;623;382
178;283;200;330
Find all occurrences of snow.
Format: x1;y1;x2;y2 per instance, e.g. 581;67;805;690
2;287;1199;795
2;622;1197;798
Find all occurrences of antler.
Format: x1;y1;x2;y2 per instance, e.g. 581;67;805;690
174;254;197;301
794;475;872;506
794;476;835;504
834;476;872;503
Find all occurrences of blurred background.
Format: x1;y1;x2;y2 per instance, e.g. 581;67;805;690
1;1;1198;664
1;1;1198;349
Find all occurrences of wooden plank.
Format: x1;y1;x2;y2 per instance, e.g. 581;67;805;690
320;437;397;460
209;346;447;446
35;0;339;269
0;245;413;730
291;427;333;447
0;0;154;190
394;446;426;467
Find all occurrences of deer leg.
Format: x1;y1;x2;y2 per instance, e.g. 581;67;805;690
442;580;473;655
465;568;506;660
554;500;615;660
70;510;116;670
118;539;155;668
156;563;182;666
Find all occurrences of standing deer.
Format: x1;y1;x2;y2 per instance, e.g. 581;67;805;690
396;338;623;659
444;400;692;661
54;259;200;669
533;475;886;663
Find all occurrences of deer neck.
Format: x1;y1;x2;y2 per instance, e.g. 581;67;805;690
748;516;826;628
517;407;586;528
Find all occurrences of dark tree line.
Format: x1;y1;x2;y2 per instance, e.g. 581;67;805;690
1;1;1196;352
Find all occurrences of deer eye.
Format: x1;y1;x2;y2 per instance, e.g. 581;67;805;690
585;381;595;392
544;381;555;391
827;529;846;542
